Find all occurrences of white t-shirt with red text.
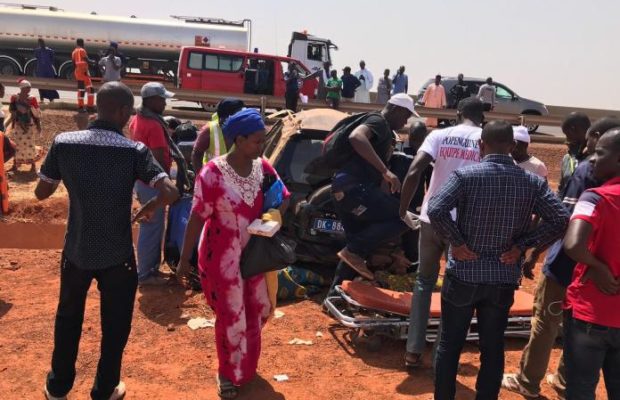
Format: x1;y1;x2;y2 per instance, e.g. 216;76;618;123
418;124;482;223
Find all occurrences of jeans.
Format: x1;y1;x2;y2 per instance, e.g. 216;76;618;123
135;181;165;281
516;274;566;394
564;314;620;400
328;183;408;294
434;275;516;400
333;182;408;258
406;221;448;354
46;255;138;400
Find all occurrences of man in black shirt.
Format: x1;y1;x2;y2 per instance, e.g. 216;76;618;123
450;73;470;108
330;93;415;282
36;82;179;400
340;66;361;103
284;63;300;112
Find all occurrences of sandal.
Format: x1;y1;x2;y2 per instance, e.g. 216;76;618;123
216;375;239;399
501;373;539;398
404;352;423;369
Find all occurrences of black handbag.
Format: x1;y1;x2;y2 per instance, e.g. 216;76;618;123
240;233;297;279
239;174;297;279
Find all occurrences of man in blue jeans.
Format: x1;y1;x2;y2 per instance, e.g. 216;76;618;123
563;128;620;400
427;121;568;400
325;93;415;295
400;98;484;368
129;82;175;285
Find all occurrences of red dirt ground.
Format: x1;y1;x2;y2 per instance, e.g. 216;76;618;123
1;111;606;399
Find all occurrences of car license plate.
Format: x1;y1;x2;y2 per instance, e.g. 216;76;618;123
312;218;345;233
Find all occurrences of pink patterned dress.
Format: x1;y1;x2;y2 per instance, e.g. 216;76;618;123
192;156;290;385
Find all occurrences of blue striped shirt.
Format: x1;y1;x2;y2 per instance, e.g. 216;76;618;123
428;154;569;284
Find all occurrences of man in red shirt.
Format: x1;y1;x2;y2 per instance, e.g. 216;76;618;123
129;82;174;285
563;128;620;400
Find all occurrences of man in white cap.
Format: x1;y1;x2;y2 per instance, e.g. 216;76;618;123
354;60;374;103
399;97;485;369
511;125;548;179
129;82;175;285
326;93;417;291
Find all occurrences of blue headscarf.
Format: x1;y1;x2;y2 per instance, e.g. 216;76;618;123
222;108;266;141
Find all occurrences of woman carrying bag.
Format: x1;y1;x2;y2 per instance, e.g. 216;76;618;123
177;108;290;399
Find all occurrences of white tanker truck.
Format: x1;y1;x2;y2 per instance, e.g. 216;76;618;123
0;3;337;82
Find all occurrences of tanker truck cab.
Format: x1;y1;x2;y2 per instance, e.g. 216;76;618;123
178;46;318;107
287;31;337;73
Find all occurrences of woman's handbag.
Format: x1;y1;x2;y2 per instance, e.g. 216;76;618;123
240;233;297;279
240;173;297;279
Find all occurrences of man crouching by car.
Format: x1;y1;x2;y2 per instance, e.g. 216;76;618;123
326;93;416;294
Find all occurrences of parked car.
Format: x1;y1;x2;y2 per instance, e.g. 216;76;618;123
264;109;414;268
417;77;549;133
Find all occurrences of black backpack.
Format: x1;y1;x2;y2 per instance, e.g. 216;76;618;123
322;112;381;169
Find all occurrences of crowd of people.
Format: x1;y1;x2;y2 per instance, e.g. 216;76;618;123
0;56;617;399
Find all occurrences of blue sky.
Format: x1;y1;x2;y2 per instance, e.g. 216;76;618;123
53;0;618;109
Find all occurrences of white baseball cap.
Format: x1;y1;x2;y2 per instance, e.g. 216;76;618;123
388;93;420;117
140;82;175;99
513;125;530;143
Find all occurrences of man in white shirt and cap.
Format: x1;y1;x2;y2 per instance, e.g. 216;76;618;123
354;60;374;103
512;125;548;179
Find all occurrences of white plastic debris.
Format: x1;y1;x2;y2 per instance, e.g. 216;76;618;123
274;310;285;319
288;338;313;345
315;331;324;338
187;317;215;330
273;374;289;382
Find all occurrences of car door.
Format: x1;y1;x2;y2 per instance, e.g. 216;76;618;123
493;84;518;113
180;51;204;90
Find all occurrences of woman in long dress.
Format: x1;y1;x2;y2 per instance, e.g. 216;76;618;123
9;80;42;173
178;108;289;399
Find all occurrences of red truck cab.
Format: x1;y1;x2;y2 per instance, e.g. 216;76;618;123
178;46;318;103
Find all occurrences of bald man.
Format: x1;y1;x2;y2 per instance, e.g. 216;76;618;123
36;82;179;400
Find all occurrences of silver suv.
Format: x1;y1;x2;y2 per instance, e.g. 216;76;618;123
418;77;549;132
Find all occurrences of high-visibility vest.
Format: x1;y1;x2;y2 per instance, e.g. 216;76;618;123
203;117;229;163
0;132;9;215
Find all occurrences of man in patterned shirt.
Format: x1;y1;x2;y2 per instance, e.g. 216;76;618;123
427;121;569;400
35;82;179;400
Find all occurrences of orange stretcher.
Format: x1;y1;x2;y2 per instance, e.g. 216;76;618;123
324;280;534;344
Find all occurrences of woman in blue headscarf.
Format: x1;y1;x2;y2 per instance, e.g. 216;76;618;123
177;108;289;399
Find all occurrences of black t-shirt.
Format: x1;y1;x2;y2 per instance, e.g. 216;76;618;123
341;74;361;98
39;120;166;269
334;113;393;187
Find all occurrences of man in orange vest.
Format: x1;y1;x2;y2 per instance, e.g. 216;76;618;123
72;38;95;112
0;130;16;216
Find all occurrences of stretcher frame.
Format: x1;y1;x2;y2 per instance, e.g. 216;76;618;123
324;284;533;343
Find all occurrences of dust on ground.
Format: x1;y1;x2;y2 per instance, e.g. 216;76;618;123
2;112;606;399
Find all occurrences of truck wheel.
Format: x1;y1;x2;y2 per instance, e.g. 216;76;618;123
23;59;37;76
0;56;22;76
522;110;541;134
58;61;75;80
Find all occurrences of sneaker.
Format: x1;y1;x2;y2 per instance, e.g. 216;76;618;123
138;275;169;287
43;385;67;400
501;373;539;398
108;381;126;400
546;374;566;400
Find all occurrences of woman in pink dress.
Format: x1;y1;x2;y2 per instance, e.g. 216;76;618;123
178;108;290;399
